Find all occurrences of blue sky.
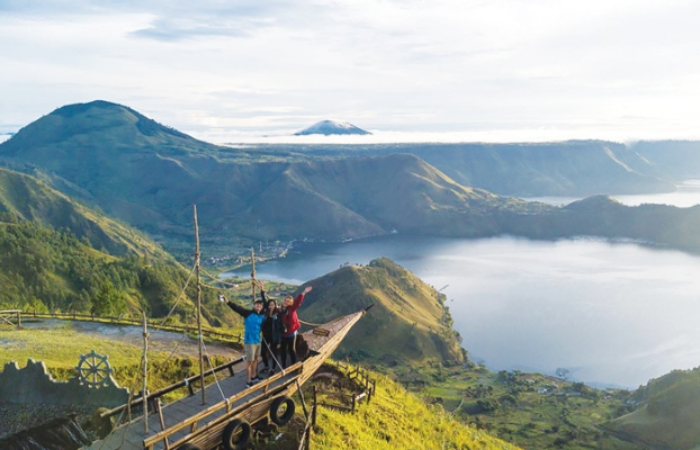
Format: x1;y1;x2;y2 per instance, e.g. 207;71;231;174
1;0;699;143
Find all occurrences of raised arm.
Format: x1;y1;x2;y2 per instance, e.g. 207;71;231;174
290;285;313;312
258;281;268;303
220;294;253;318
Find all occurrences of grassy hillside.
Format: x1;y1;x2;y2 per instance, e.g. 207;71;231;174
603;367;700;449
298;258;463;367
309;369;521;450
0;168;170;259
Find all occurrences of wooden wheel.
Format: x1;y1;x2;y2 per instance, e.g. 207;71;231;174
76;350;113;387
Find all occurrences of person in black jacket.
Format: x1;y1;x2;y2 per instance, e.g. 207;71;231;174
260;289;282;376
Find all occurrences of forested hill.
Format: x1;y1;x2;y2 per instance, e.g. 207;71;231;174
0;216;237;327
0;167;240;326
0;100;218;159
0;167;171;259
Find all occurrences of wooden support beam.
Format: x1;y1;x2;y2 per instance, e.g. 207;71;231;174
312;386;318;427
296;379;309;420
144;364;303;448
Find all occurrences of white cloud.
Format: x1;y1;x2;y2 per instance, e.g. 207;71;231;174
1;0;700;142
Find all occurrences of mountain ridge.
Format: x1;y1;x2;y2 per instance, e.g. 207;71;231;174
0;101;549;244
5;101;700;258
294;119;371;136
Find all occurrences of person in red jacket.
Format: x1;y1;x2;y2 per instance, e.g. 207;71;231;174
279;285;313;368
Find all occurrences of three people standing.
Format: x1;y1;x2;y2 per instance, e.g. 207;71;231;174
221;283;313;386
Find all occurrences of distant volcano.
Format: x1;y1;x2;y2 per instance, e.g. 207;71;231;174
294;120;371;136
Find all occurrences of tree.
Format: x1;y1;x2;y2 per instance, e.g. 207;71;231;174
91;281;126;316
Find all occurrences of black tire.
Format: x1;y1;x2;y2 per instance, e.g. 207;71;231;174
269;395;296;426
178;444;202;450
222;418;251;450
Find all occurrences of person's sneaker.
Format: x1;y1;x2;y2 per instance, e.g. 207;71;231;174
269;369;275;376
260;367;269;373
246;381;254;388
252;376;261;382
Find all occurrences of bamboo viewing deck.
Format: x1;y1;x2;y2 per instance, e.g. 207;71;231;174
84;311;365;450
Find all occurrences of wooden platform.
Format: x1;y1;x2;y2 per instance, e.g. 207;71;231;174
85;311;365;450
87;358;300;450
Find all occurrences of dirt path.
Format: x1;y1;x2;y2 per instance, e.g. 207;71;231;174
19;319;241;360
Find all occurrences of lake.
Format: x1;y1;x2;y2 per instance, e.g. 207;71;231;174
227;234;700;389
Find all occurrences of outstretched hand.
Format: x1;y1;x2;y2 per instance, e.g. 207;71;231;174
303;285;313;294
218;293;227;303
257;280;265;291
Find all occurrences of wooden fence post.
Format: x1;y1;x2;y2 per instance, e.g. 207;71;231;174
312;386;317;427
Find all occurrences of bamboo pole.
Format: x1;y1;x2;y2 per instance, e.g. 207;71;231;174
312;385;317;426
142;312;149;433
194;205;206;405
250;247;256;303
296;379;310;420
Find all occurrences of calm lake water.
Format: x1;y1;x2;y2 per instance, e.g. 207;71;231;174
228;234;700;389
226;187;700;388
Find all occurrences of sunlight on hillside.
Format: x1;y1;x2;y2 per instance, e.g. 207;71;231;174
312;373;520;450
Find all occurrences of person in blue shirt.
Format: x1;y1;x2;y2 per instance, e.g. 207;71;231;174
220;287;266;387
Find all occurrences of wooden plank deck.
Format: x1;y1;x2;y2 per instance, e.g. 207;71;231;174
86;358;296;450
85;311;366;450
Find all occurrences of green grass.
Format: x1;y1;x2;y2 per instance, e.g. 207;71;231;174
1;323;520;449
419;366;639;450
1;323;141;371
602;367;700;449
310;375;520;450
255;365;521;450
0;323;225;396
